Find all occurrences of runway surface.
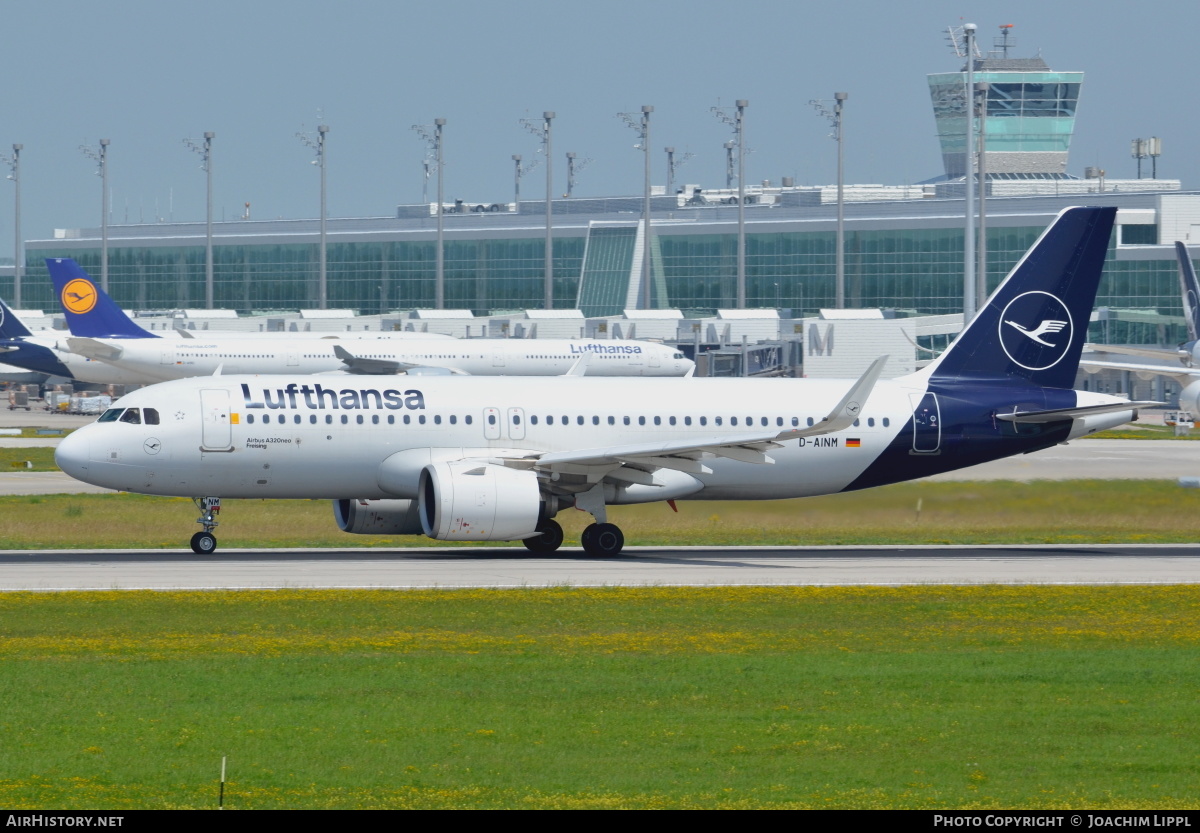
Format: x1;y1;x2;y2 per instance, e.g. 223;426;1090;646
2;544;1199;590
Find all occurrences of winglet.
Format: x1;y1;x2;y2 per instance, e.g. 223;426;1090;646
784;355;888;439
45;258;158;339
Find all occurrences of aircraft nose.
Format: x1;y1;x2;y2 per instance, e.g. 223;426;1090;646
55;431;91;482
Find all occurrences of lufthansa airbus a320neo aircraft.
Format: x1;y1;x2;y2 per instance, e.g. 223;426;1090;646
56;207;1150;556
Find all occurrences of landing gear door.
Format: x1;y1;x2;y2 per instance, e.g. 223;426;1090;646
200;388;234;452
908;392;941;454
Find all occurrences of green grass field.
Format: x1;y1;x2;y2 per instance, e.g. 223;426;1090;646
1;478;1196;550
0;586;1197;809
2;431;1197;809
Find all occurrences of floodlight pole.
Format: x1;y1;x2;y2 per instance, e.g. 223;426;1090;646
185;132;215;308
543;112;554;309
811;93;849;308
318;125;328;310
834;93;847;309
620;106;655;309
435;118;445;309
80;139;111;290
641;107;653;309
2;145;22;307
735;100;747;309
297;125;329;309
963;23;977;321
975;83;989;310
713;101;748;307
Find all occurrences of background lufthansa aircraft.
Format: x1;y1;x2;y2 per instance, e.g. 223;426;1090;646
45;259;694;381
56;208;1149;556
1081;240;1200;415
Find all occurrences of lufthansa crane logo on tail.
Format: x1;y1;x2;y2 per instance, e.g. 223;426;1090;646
998;290;1074;371
61;278;97;314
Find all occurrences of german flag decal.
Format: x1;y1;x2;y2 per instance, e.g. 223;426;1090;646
845;438;861;448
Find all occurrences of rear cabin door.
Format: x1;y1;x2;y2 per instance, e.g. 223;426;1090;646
908;392;941;454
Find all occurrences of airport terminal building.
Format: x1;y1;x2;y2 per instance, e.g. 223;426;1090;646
16;189;1195;348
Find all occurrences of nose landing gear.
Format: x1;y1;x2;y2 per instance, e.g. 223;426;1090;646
190;496;221;554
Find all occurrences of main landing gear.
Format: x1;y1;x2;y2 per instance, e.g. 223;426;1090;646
523;519;564;554
520;518;626;556
190;496;221;554
580;522;624;557
521;484;627;557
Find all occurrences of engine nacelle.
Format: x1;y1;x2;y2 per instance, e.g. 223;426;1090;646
333;498;423;535
418;461;541;541
1179;379;1200;415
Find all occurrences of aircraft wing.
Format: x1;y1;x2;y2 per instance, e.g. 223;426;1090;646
66;337;125;362
511;356;888;478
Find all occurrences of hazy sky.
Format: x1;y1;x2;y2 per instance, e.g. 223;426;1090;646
0;0;1194;259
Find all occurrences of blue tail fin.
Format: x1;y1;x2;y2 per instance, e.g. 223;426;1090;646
1175;241;1200;343
0;296;35;339
928;205;1116;389
45;258;158;339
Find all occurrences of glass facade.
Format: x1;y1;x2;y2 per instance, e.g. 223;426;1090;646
18;212;1190;348
25;237;586;316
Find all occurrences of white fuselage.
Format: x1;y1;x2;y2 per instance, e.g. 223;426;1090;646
55;374;1134;503
69;337;692;382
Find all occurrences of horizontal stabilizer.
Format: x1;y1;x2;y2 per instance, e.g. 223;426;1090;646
1079;359;1198;382
66;337;124;362
996;401;1161;424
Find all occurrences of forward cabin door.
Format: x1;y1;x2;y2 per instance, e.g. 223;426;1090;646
200;388;234;452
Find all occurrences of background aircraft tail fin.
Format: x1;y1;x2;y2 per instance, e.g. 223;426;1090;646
45;258;158;339
0;296;35;339
1175;241;1200;343
927;205;1116;389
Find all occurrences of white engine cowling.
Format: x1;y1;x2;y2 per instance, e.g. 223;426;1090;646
333;498;423;535
418;461;541;541
1179;379;1200;415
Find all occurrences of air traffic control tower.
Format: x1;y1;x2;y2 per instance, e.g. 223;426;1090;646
928;24;1083;180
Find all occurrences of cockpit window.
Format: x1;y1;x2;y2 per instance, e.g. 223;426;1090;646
119;408;142;425
98;408;123;423
144;408;160;425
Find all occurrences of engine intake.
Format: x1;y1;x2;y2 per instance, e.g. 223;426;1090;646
418;461;541;541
